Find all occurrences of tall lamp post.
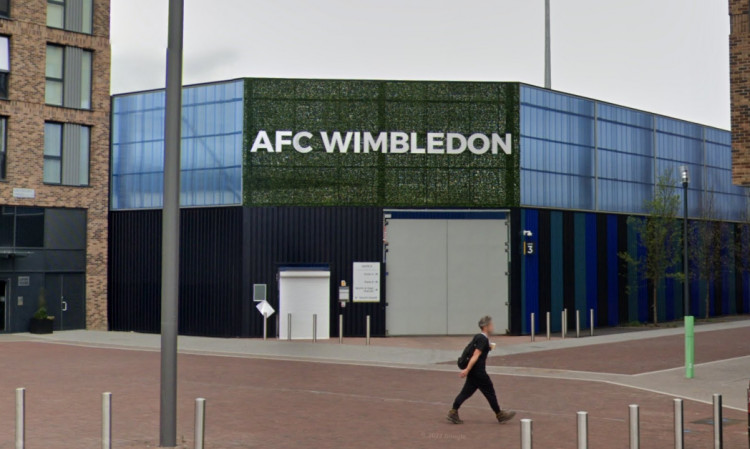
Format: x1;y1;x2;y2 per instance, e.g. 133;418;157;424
680;165;694;379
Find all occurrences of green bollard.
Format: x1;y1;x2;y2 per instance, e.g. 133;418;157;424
685;316;694;379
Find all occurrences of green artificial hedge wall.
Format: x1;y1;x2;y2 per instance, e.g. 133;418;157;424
243;78;521;207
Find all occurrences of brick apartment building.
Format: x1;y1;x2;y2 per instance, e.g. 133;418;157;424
0;0;110;332
730;0;750;184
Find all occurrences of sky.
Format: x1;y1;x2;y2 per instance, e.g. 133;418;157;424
111;0;731;129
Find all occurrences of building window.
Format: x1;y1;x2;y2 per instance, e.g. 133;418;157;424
45;44;92;109
44;122;90;186
0;117;6;180
0;36;8;100
47;0;93;34
0;0;9;19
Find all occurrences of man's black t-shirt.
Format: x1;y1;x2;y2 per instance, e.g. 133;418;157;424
471;333;490;372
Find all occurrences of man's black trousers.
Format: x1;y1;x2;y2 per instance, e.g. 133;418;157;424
452;370;500;413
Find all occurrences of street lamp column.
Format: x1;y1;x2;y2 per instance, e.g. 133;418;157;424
680;165;694;380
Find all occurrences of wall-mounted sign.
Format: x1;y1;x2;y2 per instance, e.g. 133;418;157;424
250;131;513;155
17;276;30;287
12;188;35;199
523;242;536;256
353;262;381;302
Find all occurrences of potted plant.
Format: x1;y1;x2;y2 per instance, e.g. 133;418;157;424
29;288;53;334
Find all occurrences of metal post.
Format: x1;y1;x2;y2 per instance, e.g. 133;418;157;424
102;392;112;449
685;316;694;379
287;313;292;341
544;0;551;89
339;314;343;344
590;308;594;337
160;0;184;446
366;315;371;345
15;387;24;449
747;380;749;449
576;310;580;338
194;398;205;449
629;404;640;449
530;312;535;342
674;398;683;449
681;168;694;381
312;314;317;343
562;309;566;340
263;316;267;341
713;394;723;449
521;418;533;449
577;411;588;449
546;312;550;340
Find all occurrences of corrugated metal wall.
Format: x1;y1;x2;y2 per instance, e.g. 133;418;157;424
243;207;385;338
108;207;244;337
515;207;750;335
109;206;384;338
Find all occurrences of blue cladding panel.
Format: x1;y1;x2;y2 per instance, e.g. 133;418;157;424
111;80;244;209
519;86;747;219
522;210;540;334
606;215;619;326
585;213;597;327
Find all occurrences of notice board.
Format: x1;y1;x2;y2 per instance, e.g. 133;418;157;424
353;262;380;302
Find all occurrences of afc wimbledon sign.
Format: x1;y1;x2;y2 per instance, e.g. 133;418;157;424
250;131;513;155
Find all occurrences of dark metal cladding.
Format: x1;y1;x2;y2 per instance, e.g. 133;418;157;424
243;207;384;338
109;206;384;338
108;207;244;337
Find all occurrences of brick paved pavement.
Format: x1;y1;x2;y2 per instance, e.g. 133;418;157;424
0;341;745;449
487;325;750;374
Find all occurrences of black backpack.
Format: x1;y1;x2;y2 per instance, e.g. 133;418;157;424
457;334;480;369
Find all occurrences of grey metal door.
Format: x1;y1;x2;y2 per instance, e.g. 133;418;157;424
385;219;448;335
385;212;509;336
45;274;86;330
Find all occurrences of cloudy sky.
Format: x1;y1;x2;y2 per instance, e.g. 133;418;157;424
111;0;731;129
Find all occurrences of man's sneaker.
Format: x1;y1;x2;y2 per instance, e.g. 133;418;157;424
446;409;464;424
496;410;516;424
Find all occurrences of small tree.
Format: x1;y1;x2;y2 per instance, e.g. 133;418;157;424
689;191;730;319
620;169;683;324
734;195;750;303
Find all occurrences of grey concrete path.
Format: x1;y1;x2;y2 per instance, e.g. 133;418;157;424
17;317;750;363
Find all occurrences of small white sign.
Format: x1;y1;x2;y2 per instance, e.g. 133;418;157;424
13;188;35;199
353;262;380;302
255;300;275;318
17;276;30;287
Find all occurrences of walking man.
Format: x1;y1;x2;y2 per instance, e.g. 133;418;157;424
447;315;516;424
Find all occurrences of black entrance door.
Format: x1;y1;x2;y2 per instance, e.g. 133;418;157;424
45;274;85;330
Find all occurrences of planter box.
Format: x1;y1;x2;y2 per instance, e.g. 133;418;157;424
29;318;53;334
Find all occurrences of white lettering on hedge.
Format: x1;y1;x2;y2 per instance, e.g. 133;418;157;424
249;131;513;155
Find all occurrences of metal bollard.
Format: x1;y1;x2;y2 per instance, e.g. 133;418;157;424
562;309;566;340
530;312;535;342
520;418;533;449
577;411;588;449
339;314;343;344
287;313;292;341
576;310;581;338
312;314;317;343
16;387;24;449
747;381;749;449
546;311;551;340
194;398;206;449
713;394;723;449
629;404;640;449
102;392;112;449
366;315;371;345
674;398;683;449
590;308;595;337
